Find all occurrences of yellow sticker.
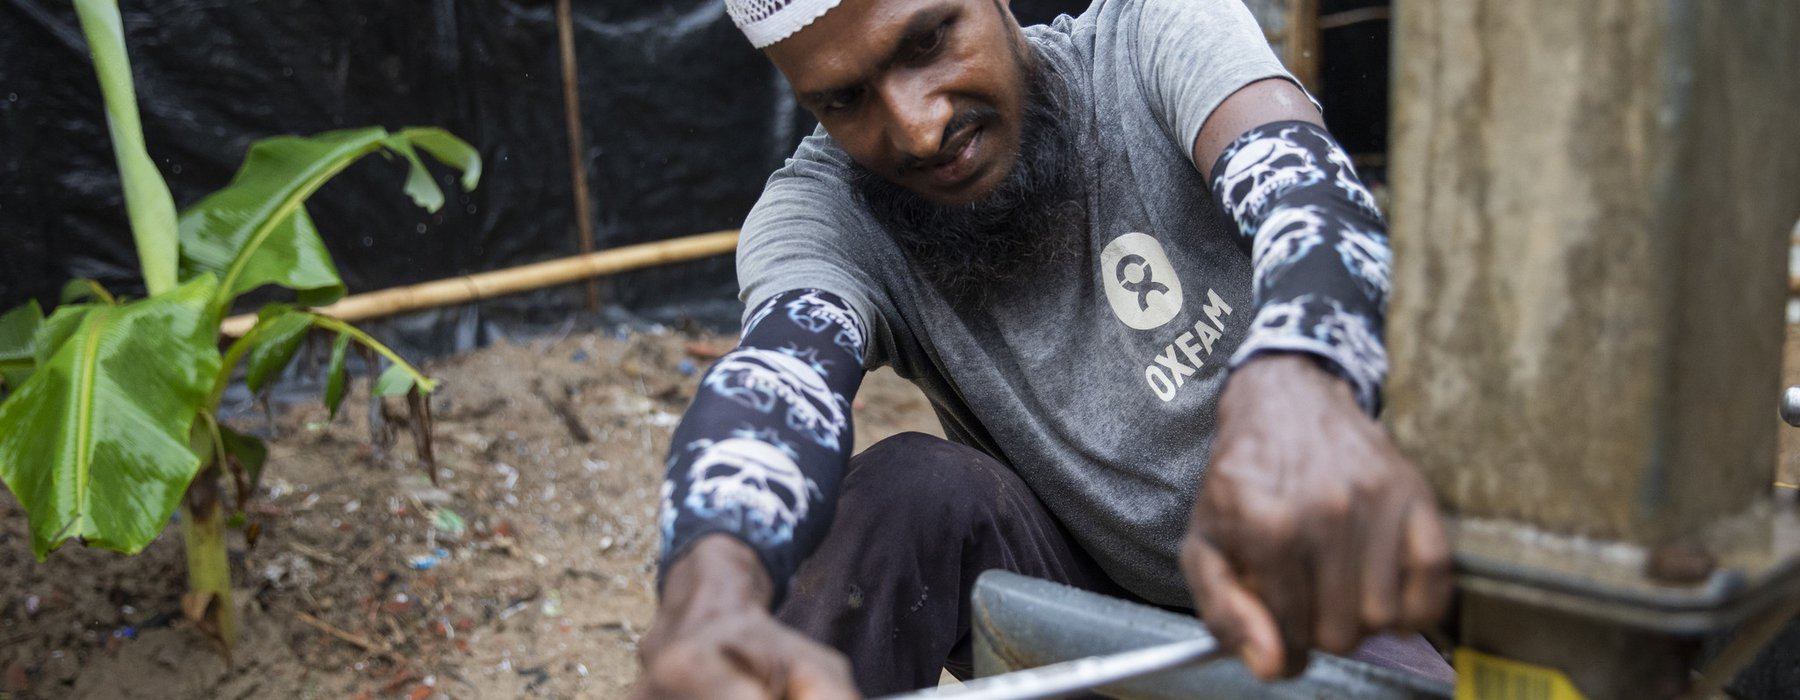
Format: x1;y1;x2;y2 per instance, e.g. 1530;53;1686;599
1454;648;1589;700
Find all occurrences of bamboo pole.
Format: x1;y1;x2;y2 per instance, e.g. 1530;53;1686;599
1284;0;1321;94
1318;6;1389;31
556;0;601;311
220;230;740;336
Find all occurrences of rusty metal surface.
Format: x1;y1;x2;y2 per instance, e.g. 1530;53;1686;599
1445;497;1800;633
968;571;1451;700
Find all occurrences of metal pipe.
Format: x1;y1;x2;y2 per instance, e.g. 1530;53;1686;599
967;571;1452;700
879;637;1223;700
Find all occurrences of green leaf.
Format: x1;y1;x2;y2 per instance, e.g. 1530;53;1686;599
60;279;115;306
0;276;222;558
371;363;415;397
324;332;350;418
380;136;446;213
33;306;96;368
242;311;312;394
0;301;44;391
180;166;352;312
399;127;482;192
73;0;179;296
0;301;44;357
217;425;267;495
176;126;482;316
177;128;394;313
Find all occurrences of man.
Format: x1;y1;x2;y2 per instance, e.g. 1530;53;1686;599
636;0;1453;696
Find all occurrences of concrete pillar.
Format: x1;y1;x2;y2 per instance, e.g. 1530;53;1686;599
1385;0;1800;544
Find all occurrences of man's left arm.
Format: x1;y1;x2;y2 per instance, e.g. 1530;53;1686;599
1180;78;1452;680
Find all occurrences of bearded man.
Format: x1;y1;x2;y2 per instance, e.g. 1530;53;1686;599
636;0;1453;696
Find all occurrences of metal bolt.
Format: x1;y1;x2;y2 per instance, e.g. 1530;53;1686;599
1782;386;1800;427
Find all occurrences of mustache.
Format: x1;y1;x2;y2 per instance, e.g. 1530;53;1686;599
851;48;1082;307
898;106;1001;173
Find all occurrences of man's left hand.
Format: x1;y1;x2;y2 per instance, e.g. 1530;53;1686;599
1179;354;1451;680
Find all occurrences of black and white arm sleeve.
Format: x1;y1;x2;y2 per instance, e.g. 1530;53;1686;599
1211;120;1391;414
657;288;866;605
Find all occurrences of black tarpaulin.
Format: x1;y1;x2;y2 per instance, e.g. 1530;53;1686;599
0;0;1090;326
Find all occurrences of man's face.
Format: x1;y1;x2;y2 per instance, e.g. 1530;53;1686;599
766;0;1027;207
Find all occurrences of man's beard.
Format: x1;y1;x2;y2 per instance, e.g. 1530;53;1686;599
850;49;1082;307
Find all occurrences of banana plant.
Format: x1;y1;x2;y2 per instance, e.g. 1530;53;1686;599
0;0;481;648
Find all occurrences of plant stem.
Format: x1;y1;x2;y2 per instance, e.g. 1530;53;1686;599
208;326;264;409
307;315;438;393
182;469;236;647
183;421;236;648
72;0;179;296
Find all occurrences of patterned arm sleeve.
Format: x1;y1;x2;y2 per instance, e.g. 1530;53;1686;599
657;288;867;606
1210;121;1391;414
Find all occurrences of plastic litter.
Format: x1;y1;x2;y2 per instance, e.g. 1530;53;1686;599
408;549;450;571
432;508;467;536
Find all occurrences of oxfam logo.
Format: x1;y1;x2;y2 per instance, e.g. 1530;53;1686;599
1101;233;1183;330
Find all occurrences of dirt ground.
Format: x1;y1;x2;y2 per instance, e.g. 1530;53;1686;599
2;322;1798;699
0;325;940;699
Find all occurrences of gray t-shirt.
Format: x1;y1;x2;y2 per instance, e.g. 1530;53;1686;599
736;0;1297;607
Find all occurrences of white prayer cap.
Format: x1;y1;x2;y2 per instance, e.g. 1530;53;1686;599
725;0;845;48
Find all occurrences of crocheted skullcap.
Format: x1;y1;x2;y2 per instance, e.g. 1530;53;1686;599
724;0;845;48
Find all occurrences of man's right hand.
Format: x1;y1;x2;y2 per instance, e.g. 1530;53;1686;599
632;535;860;700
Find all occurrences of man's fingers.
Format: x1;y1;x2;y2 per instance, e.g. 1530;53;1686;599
1312;505;1362;654
1357;498;1409;633
644;641;774;700
785;652;859;700
1399;499;1452;630
1256;566;1314;678
774;630;859;700
1183;536;1284;679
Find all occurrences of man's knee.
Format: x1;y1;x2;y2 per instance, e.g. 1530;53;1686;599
841;432;1016;534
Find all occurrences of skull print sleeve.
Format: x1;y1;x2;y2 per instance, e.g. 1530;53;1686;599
1210;121;1390;414
657;288;866;605
1125;0;1391;412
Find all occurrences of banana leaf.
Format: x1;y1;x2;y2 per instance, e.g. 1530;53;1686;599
0;277;222;558
242;309;313;394
60;279;115;305
324;332;351;418
372;364;415;397
0;301;43;392
177;128;481;315
218;424;267;511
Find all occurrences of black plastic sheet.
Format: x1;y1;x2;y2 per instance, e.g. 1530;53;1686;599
0;0;1090;327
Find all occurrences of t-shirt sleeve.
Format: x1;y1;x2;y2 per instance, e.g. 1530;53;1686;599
736;142;899;370
1125;0;1303;167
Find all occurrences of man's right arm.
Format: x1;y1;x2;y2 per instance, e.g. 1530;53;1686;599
635;288;868;700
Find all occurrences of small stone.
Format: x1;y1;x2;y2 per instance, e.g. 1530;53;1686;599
5;661;28;694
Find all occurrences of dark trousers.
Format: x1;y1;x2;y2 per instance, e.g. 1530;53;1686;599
774;432;1455;695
